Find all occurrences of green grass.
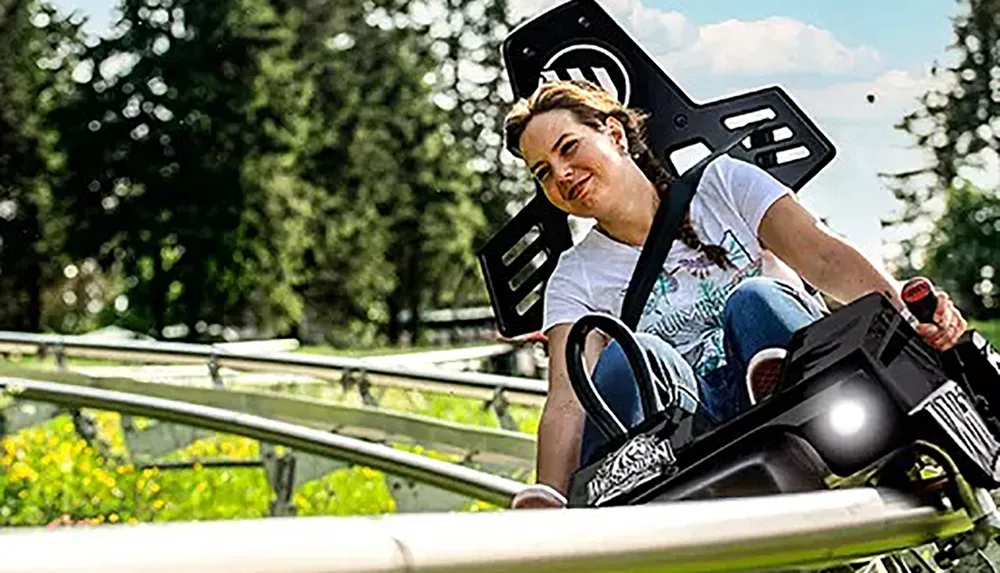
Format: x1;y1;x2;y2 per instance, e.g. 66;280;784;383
259;380;540;435
0;407;501;526
971;319;1000;347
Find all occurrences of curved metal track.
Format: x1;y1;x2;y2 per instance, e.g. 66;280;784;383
0;331;547;404
0;487;971;573
0;363;537;469
0;376;525;506
0;336;983;573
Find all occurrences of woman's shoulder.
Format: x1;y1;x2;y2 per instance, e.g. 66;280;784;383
555;228;615;267
700;154;783;191
692;153;793;234
692;154;787;203
544;227;639;327
698;154;746;189
551;228;635;280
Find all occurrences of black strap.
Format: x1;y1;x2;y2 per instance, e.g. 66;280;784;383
620;124;772;329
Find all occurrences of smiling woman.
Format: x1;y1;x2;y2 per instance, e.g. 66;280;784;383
502;79;970;510
504;81;731;266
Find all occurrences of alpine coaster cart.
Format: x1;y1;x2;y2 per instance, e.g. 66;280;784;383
477;0;1000;568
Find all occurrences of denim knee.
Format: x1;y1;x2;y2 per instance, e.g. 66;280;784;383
633;332;700;414
722;277;823;367
587;333;699;425
579;333;699;467
723;278;784;329
590;339;644;429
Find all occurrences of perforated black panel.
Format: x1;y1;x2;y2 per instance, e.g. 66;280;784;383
477;0;836;337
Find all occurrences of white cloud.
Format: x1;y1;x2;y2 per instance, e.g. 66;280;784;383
618;2;696;54
509;0;696;53
660;17;880;75
509;0;879;77
793;69;947;121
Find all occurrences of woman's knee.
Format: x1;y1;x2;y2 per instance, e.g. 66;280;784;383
725;278;783;316
589;341;643;419
634;332;684;360
633;333;689;377
722;277;799;332
589;334;696;420
633;333;699;413
723;277;822;362
593;335;681;382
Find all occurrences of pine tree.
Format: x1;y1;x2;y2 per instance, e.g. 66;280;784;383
0;0;79;331
51;0;304;338
272;0;486;346
883;0;1000;279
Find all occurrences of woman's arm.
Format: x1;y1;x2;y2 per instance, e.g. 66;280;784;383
758;195;903;307
517;324;607;507
757;194;966;350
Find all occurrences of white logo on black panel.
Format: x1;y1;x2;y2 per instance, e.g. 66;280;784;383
539;44;631;105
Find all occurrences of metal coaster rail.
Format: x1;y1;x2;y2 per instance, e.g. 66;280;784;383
0;333;986;573
0;484;973;573
0;330;547;406
0;376;525;506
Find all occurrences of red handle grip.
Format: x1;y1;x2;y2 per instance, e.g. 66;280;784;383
902;277;938;324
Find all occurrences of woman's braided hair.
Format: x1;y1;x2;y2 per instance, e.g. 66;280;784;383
503;79;731;270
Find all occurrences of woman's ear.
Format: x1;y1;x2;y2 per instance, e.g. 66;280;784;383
604;116;628;154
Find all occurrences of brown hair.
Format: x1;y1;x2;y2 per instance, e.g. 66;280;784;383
504;79;730;270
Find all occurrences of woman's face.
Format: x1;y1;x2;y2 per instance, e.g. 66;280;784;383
518;109;630;219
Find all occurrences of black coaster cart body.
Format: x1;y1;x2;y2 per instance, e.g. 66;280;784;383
477;0;1000;564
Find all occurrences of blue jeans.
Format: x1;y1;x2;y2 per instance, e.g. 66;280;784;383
578;278;826;467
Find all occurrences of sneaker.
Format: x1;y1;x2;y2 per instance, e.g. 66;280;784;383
746;348;787;405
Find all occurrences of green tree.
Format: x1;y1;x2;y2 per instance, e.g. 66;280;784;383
924;184;1000;318
883;0;1000;283
0;0;78;331
50;0;305;338
272;0;486;346
422;0;534;310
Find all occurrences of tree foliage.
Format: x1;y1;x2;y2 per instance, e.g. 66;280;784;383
0;0;78;331
4;0;525;345
883;0;1000;314
268;0;491;346
423;0;535;309
924;184;1000;316
50;0;308;337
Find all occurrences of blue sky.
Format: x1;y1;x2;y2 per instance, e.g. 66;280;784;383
55;0;984;263
515;1;989;263
661;0;953;66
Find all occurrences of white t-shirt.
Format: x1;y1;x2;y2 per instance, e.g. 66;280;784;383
542;155;794;380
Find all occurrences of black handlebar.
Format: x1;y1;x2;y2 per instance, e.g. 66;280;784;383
902;277;939;324
565;313;664;442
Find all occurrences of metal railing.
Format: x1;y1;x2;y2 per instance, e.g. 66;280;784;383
0;363;537;467
0;331;547;406
0;487;971;573
0;336;984;572
0;376;524;506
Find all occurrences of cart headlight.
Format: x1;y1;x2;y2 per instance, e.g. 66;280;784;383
828;398;867;437
801;371;904;476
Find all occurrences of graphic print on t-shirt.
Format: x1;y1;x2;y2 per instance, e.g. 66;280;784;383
636;230;762;379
